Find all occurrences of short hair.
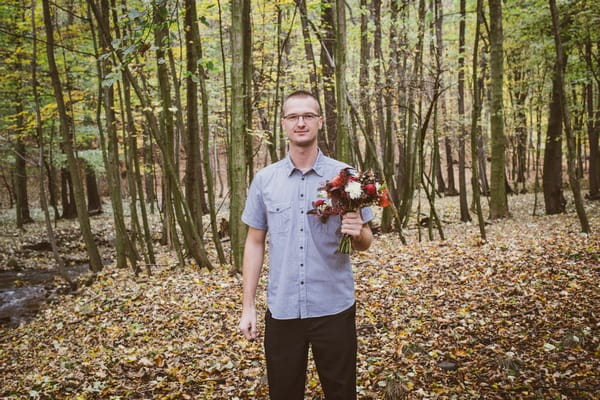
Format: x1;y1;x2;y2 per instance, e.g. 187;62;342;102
282;90;321;115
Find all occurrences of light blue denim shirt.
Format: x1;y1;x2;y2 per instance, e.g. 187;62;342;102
242;150;373;320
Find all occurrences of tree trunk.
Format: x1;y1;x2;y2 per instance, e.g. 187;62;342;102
543;72;566;214
470;0;486;240
15;138;33;227
548;0;590;233
184;0;205;237
85;161;102;214
458;0;470;222
488;0;508;218
186;0;227;264
94;0;138;273
585;38;600;199
295;0;320;100
321;0;336;156
42;0;103;273
334;0;350;163
230;0;250;272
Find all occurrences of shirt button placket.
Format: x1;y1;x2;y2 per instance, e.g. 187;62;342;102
299;173;308;317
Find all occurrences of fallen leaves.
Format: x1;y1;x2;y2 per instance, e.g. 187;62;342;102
0;194;599;399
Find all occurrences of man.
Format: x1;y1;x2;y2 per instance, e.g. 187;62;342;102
239;90;373;400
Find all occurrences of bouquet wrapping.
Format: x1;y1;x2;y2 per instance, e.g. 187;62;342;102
308;168;390;254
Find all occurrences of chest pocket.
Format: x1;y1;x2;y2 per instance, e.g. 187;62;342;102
267;202;292;234
312;214;341;235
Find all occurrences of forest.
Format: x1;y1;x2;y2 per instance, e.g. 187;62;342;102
0;0;598;398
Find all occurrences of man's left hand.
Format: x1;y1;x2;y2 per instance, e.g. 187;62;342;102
341;211;364;238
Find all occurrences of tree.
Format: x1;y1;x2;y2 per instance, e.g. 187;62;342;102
548;0;590;233
230;0;251;272
488;0;508;218
42;0;103;273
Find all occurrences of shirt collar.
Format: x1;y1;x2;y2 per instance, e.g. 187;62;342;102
285;148;325;177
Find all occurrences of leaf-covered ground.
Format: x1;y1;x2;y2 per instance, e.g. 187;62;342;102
1;194;599;399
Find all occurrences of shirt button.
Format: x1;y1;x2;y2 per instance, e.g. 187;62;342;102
301;281;304;285
300;246;303;250
301;194;304;197
300;228;303;231
301;210;304;214
300;263;304;267
302;177;305;181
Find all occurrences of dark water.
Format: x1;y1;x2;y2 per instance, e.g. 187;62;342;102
0;264;90;327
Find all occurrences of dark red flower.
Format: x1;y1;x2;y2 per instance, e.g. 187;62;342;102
314;199;325;207
365;184;377;196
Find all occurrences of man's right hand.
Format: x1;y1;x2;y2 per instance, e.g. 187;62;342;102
239;306;258;340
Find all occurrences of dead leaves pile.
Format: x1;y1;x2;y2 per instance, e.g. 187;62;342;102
1;195;598;399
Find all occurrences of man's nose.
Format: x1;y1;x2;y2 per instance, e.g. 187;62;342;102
296;116;307;127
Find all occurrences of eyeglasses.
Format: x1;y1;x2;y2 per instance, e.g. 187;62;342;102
282;113;320;123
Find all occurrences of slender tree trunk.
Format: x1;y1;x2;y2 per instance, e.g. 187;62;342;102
94;0;138;272
42;0;103;273
230;0;250;272
488;0;508;218
334;0;350;163
458;0;470;222
321;0;336;155
359;0;376;168
186;0;227;264
586;39;600;199
548;0;590;233
295;0;320;100
470;0;486;239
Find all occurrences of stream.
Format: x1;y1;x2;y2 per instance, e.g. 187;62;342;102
0;264;90;327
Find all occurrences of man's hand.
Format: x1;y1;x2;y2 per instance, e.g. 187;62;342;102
239;306;258;340
341;211;373;251
341;211;364;238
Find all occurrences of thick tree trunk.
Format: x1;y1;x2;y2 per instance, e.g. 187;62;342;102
295;0;320;100
43;0;103;273
488;0;508;218
543;73;566;214
85;161;102;214
15;138;33;227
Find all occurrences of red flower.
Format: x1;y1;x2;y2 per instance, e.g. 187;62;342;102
379;190;390;207
365;184;377;196
329;175;344;188
314;199;325;207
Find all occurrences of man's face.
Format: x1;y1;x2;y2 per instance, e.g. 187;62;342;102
281;96;323;148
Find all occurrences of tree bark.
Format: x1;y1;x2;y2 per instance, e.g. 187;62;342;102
42;0;103;273
548;0;590;233
458;0;470;222
230;0;250;272
321;0;336;155
488;0;508;218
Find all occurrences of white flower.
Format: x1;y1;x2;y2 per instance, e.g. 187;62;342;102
345;180;362;199
317;190;328;198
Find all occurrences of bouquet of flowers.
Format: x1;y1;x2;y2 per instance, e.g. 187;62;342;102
308;168;390;254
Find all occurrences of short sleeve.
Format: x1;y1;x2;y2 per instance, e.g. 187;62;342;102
242;174;268;230
360;206;374;224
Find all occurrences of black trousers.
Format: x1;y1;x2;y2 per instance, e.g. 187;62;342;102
264;303;357;400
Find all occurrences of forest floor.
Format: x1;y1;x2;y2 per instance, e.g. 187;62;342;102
0;193;599;399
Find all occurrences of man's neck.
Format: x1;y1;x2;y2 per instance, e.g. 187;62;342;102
289;145;318;173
